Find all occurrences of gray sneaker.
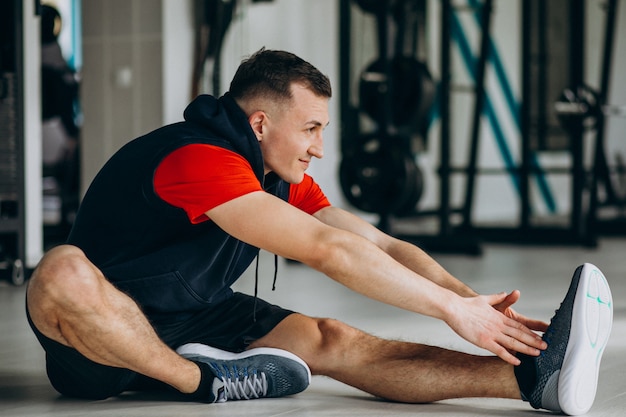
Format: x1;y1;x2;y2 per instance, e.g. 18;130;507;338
516;263;613;415
176;343;311;402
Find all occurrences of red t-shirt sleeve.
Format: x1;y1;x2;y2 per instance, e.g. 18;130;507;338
154;143;331;224
288;174;331;215
154;144;262;223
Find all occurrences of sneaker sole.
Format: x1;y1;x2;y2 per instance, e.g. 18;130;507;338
176;343;312;384
558;263;613;415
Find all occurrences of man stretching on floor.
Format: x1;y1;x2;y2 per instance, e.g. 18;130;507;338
26;48;613;415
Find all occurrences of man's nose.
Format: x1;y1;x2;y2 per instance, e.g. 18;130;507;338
309;134;324;159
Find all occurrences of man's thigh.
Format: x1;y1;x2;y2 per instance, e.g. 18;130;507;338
26;305;143;399
155;292;295;352
27;291;295;398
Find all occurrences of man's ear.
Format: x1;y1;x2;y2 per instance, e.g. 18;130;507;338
248;111;267;141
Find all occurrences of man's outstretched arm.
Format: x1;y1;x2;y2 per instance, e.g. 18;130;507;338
207;192;546;365
314;206;549;333
313;206;478;297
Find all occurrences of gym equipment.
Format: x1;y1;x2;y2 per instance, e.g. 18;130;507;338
340;0;493;254
1;73;25;285
191;0;237;97
462;0;623;246
339;0;432;220
0;1;27;284
554;84;626;133
554;85;602;134
585;0;626;237
359;55;436;133
0;242;24;286
339;133;422;215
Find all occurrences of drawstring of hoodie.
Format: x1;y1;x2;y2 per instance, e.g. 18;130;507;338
252;252;279;322
252;175;280;321
253;255;260;321
272;254;278;290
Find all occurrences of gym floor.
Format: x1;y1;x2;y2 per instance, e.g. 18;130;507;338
1;238;624;416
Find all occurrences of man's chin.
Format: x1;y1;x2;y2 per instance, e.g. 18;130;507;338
284;174;305;185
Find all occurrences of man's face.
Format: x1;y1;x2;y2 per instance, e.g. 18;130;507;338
258;84;329;184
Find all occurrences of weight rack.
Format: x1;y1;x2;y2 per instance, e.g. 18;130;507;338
0;0;27;285
339;0;487;255
339;0;623;253
461;0;623;247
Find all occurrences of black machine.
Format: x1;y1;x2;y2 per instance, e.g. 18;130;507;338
339;0;624;253
0;0;26;285
339;0;435;229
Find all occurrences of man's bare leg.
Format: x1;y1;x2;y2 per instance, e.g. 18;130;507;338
250;314;522;403
26;245;200;394
27;245;521;402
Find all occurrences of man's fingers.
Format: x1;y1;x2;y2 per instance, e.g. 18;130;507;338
503;319;547;352
487;292;509;306
504;334;543;357
490;341;521;365
523;317;550;333
499;290;521;310
489;329;541;365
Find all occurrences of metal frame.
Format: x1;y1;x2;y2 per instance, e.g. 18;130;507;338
0;0;27;284
338;0;622;252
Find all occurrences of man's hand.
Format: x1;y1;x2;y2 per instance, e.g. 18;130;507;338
444;292;548;365
493;289;549;333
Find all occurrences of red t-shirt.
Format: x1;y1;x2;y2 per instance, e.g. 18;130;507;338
154;144;330;224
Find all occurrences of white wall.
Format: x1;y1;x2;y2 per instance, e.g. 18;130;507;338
162;0;194;125
81;0;165;192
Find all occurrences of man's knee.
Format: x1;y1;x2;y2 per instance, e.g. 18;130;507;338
316;318;360;346
252;315;368;374
27;244;103;319
308;318;364;372
31;245;94;291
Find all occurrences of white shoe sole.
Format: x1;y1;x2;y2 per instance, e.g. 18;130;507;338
558;263;613;416
176;343;312;384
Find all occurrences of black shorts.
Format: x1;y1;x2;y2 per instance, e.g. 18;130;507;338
26;292;294;400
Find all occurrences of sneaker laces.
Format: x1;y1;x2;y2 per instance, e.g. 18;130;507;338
213;364;268;400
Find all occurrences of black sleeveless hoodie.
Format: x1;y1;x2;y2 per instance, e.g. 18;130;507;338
67;94;289;319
